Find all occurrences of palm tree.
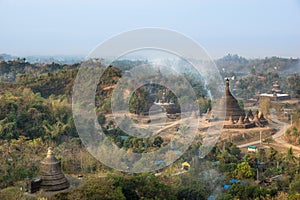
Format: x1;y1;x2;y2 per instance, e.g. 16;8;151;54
268;147;278;162
284;147;297;164
282;147;298;176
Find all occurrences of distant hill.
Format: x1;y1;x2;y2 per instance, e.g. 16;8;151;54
1;53;299;75
0;53;84;64
215;54;300;76
25;55;84;64
0;53;17;61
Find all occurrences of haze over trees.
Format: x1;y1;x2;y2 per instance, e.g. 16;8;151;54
0;56;299;199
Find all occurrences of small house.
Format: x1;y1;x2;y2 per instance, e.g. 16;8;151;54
26;177;42;193
248;145;257;153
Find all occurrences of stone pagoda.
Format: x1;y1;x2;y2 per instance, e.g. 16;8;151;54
39;147;69;191
214;78;245;121
212;78;267;129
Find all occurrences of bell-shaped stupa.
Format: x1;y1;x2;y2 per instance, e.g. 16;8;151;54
214;78;245;121
39;147;69;191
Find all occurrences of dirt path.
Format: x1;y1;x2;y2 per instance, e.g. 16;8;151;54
238;109;300;156
269;109;300;155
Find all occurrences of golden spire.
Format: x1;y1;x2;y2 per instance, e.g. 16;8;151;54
46;147;54;158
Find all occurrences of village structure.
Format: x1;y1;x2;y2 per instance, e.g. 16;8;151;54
260;80;291;101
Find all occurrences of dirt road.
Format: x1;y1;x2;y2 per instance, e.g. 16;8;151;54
238;109;300;156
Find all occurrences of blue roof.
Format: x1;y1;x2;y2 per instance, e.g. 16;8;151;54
248;145;257;149
231;179;239;183
223;184;230;189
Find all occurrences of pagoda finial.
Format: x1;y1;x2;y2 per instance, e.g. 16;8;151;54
40;147;69;191
47;147;54;157
225;78;230;92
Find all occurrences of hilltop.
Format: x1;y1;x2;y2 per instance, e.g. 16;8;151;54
216;54;300;76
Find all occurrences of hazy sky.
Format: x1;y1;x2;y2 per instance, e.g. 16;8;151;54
0;0;300;58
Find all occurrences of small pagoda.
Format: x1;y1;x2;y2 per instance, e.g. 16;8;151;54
39;147;69;191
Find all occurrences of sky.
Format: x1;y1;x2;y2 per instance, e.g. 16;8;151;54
0;0;300;59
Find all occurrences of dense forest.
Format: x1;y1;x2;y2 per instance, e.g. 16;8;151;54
0;57;299;199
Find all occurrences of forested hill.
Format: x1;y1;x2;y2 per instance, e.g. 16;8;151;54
0;57;300;199
0;58;149;82
0;58;80;82
215;54;300;76
1;54;299;81
0;56;299;101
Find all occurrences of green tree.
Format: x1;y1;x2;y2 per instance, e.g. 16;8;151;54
284;147;297;164
97;113;106;125
233;161;253;179
129;88;149;115
153;136;163;147
268;147;278;162
53;176;125;200
238;99;244;111
290;175;300;194
250;67;256;75
198;97;211;113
